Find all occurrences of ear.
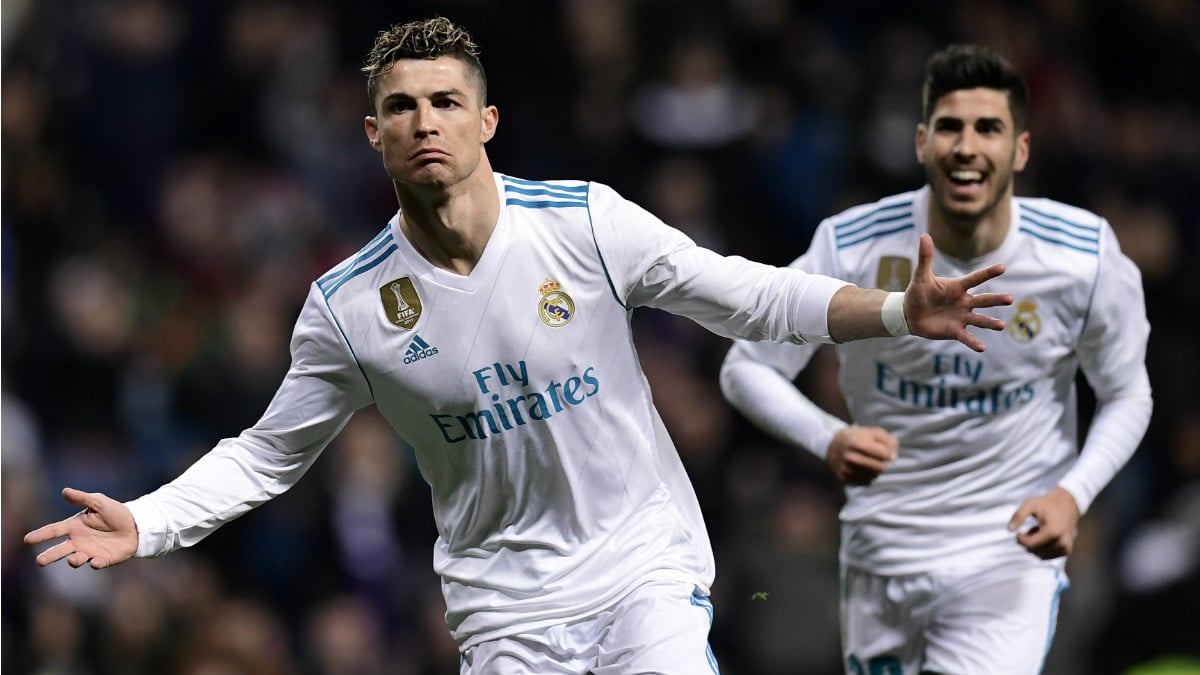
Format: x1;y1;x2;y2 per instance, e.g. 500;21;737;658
364;116;382;151
915;123;928;163
1013;129;1030;172
480;105;499;144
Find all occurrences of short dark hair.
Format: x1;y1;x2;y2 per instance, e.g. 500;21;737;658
922;44;1028;130
362;16;487;111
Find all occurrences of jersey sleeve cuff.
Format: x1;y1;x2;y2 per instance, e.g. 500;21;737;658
124;496;174;558
790;275;853;343
1055;479;1092;516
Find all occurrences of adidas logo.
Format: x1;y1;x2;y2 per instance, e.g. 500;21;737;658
402;334;440;364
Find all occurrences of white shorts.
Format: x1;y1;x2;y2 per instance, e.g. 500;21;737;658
840;561;1068;675
460;579;719;675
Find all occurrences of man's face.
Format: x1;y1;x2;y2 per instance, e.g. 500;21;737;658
364;56;497;189
916;88;1029;227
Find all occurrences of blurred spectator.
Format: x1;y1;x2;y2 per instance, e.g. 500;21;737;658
4;1;1197;673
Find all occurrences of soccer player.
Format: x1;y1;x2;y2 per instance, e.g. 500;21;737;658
720;44;1153;675
24;19;1012;674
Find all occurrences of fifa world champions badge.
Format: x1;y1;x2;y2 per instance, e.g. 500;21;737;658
538;278;575;327
875;255;913;291
1008;298;1041;343
380;277;422;329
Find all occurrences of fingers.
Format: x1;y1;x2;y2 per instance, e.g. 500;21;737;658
34;540;76;567
956;328;987;353
25;487;96;545
1008;503;1035;532
837;433;898;485
1017;528;1071;559
834;456;886;486
966;312;1006;332
62;487;103;512
1010;499;1072;559
914;234;935;281
956;263;1007;291
843;450;890;475
968;291;1013;310
24;520;71;546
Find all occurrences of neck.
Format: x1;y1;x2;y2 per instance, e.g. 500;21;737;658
925;190;1013;260
395;160;500;276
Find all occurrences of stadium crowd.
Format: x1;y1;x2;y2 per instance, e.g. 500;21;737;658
3;1;1197;673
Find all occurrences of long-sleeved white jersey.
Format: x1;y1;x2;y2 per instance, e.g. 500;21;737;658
721;186;1152;576
125;172;849;648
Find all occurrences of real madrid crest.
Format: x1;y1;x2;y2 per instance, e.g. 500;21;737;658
380;277;422;329
538;278;575;327
1009;298;1041;343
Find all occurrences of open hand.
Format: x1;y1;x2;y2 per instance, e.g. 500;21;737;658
24;488;138;570
905;234;1012;352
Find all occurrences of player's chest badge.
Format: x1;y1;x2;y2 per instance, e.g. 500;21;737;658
380;276;422;329
1009;298;1041;343
538;278;575;327
876;256;912;291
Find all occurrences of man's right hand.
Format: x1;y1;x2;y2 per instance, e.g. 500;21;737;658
24;487;138;569
827;426;899;486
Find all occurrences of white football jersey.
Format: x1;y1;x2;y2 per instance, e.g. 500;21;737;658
722;186;1152;576
125;172;849;647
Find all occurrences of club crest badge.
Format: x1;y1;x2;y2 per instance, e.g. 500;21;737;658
538;278;575;327
876;256;912;291
1009;298;1041;343
380;277;422;329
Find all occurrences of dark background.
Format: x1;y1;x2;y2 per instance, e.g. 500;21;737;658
3;1;1198;673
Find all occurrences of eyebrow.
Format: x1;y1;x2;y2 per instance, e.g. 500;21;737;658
380;88;469;103
934;115;1007;127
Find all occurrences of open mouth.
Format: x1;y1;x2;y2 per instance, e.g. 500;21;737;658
947;169;985;197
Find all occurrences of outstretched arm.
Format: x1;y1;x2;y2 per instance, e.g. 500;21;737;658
25;286;372;567
828;234;1012;351
24;488;138;570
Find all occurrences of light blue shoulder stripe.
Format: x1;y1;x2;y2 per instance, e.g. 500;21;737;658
1021;204;1100;235
832;199;913;235
320;238;399;299
831;196;916;250
506;197;589;209
504;183;581;198
837;220;915;249
501;175;588;193
1018;215;1099;255
322;243;399;298
318;232;395;293
318;226;391;287
502;175;590;209
835;209;913;242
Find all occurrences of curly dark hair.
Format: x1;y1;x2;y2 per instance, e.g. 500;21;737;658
922;44;1028;131
362;16;487;111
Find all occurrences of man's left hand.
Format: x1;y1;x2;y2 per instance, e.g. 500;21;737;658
1007;486;1080;559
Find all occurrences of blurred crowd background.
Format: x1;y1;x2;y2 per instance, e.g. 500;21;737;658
3;1;1198;674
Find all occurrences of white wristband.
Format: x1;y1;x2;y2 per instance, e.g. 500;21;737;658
882;291;909;336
